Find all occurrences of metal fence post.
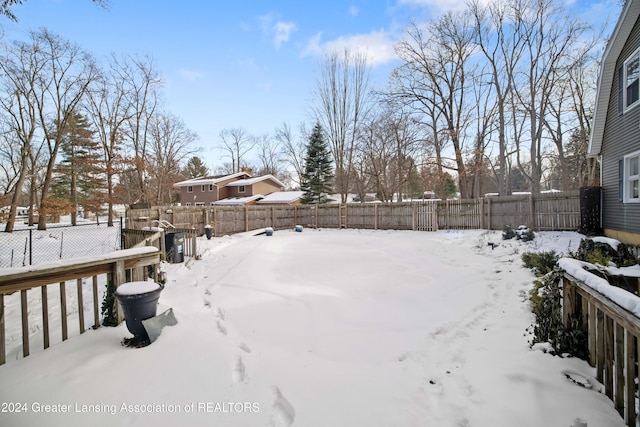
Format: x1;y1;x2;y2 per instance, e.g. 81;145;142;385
29;228;33;266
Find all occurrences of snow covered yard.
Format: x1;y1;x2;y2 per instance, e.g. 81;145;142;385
0;228;628;426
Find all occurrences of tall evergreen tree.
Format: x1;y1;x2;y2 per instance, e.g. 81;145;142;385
185;156;209;178
51;113;103;224
300;123;334;204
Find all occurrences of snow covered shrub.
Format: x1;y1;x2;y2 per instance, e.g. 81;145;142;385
571;238;637;268
517;229;535;242
528;270;588;359
502;225;516;240
521;250;559;276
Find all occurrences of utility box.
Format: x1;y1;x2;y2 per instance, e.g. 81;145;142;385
164;232;185;263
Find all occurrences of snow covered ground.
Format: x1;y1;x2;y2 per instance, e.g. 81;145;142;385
0;228;628;426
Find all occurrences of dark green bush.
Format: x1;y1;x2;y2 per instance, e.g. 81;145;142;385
502;225;516;240
528;270;588;359
522;250;559;277
101;279;118;327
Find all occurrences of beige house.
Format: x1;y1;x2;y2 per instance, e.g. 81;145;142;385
173;172;286;206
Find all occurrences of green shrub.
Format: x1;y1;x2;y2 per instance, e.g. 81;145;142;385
528;270;588;359
522;250;559;277
518;229;535;242
101;279;118;327
502;225;516;240
571;238;637;267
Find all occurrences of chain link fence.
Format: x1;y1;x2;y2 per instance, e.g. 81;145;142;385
0;221;122;268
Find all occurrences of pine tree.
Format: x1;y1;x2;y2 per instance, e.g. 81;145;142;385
51;113;103;224
300;123;334;204
185;156;209;178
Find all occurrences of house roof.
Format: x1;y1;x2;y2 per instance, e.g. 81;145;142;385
224;174;285;189
589;0;640;157
256;191;305;204
173;172;250;188
212;195;264;205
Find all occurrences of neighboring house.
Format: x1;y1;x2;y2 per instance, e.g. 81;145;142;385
256;191;305;206
173;172;285;206
589;0;640;245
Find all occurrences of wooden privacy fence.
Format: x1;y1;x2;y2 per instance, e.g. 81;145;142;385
126;190;581;237
121;227;198;261
562;272;640;426
0;247;161;365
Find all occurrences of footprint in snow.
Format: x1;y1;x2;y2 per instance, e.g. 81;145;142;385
269;387;295;427
238;342;252;353
216;320;227;335
231;355;246;383
215;307;225;320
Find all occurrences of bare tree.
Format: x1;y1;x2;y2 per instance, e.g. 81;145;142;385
394;13;477;198
120;54;162;204
0;35;40;231
1;0;109;22
511;0;590;194
218;127;256;173
275;122;306;188
147;112;198;205
470;0;525;196
86;54;136;226
30;29;99;230
314;48;372;202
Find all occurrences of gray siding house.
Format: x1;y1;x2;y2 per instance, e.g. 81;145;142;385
589;0;640;245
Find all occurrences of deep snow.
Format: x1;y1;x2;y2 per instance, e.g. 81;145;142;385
0;228;629;426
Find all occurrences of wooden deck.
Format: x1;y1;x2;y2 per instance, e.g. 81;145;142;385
0;247;161;365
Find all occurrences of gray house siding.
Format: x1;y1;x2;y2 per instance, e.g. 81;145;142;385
601;14;640;236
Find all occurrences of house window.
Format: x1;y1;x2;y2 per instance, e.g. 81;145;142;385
623;50;640;112
623;151;640;203
195;202;205;207
187;186;193;193
209;184;214;192
238;185;246;193
185;202;191;206
201;185;206;192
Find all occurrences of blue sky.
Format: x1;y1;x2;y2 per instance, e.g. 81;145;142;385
0;0;621;171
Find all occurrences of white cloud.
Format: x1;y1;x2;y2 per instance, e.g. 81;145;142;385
258;14;297;49
348;5;359;16
302;30;398;66
179;68;206;81
274;21;297;49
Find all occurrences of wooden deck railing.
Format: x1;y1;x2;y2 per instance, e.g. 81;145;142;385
562;272;639;426
0;246;161;365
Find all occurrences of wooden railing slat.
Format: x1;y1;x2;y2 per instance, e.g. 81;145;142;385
60;282;68;342
42;286;49;349
77;278;85;334
21;289;29;358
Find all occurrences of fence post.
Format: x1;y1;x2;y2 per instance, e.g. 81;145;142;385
487;198;492;230
29;228;33;265
529;193;535;229
245;206;249;232
0;294;5;365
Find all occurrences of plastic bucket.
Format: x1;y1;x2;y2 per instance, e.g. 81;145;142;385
115;281;164;339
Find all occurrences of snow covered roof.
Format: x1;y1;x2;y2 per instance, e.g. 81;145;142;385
224;174;285;188
256;191;305;204
173;172;249;188
212;195;264;205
